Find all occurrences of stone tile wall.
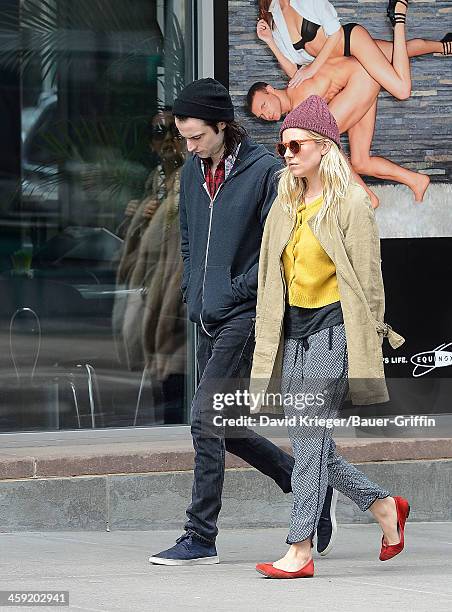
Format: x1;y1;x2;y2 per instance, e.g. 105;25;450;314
228;0;451;182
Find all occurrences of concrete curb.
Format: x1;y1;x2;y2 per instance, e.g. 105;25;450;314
1;438;451;479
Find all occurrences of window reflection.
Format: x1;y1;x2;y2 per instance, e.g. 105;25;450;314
0;0;192;431
114;111;186;424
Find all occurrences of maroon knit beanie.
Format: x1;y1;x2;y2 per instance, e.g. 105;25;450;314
280;95;341;147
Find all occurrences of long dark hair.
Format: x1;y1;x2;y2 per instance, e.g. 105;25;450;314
259;0;274;28
203;121;247;158
174;117;248;158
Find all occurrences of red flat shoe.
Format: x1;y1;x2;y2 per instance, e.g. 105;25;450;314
379;496;410;561
256;559;314;579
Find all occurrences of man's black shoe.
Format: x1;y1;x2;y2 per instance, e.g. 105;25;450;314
316;488;338;556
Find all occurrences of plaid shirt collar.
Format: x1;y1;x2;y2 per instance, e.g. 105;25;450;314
201;143;241;199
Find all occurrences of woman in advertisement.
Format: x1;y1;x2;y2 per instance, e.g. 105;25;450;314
250;95;409;579
257;0;451;95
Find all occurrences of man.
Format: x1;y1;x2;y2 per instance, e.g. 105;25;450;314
247;56;430;204
148;78;339;565
247;56;379;132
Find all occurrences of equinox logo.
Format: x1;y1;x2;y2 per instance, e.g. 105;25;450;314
411;342;452;377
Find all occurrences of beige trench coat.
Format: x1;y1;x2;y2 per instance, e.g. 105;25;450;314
250;182;405;412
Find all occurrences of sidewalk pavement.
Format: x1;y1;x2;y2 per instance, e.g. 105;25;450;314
1;523;451;612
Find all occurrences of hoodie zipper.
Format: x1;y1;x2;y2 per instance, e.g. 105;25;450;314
199;181;226;337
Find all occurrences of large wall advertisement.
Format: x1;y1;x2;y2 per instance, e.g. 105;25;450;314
228;0;452;422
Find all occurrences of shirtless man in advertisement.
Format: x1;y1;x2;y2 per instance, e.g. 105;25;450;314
247;56;430;205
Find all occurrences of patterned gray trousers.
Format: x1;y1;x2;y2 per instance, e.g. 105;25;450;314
282;323;390;544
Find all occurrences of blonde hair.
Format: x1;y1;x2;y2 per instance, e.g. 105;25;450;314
277;130;351;236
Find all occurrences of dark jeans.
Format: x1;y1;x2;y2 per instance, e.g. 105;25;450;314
184;316;294;543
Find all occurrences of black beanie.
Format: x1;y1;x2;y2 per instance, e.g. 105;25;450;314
172;78;234;122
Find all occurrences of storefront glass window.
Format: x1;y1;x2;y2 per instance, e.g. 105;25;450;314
0;0;194;431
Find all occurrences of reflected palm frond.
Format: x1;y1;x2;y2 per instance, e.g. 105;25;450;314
0;0;163;85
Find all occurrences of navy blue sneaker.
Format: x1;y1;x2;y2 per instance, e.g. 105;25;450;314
316;488;338;556
149;533;219;566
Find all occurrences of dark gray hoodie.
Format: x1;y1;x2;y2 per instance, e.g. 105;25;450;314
179;137;282;330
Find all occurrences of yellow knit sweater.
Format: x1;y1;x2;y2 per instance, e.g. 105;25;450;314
282;196;340;307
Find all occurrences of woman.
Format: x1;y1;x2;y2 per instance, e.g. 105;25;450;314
115;116;185;375
257;0;451;97
250;95;409;579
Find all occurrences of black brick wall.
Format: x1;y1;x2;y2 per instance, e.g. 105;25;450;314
228;0;452;183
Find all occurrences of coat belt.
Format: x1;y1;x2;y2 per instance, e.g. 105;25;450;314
375;321;405;349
